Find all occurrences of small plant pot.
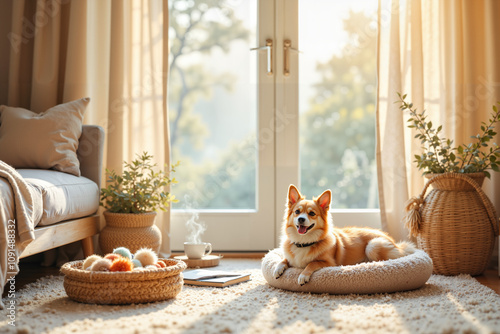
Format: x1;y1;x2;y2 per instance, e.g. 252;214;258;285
99;211;162;254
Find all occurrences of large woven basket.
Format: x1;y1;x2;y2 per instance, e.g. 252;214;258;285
404;173;499;276
60;258;186;304
99;211;162;254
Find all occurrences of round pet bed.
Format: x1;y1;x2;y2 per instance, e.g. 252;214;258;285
262;248;433;294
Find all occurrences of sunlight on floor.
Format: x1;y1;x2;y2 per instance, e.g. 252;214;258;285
446;293;490;333
331;303;407;333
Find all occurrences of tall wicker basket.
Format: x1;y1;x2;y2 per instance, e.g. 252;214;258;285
404;173;499;276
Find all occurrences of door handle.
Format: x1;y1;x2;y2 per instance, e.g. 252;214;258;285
251;39;273;76
283;39;301;77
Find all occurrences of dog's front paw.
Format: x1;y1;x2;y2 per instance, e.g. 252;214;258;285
273;262;288;279
298;273;310;286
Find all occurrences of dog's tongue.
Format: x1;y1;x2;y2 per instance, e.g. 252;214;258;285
298;225;308;234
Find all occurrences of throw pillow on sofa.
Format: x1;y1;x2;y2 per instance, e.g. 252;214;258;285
0;97;90;177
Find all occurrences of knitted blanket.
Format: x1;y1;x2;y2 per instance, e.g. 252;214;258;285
0;161;41;308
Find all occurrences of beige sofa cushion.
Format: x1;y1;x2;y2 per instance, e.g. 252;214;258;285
0;98;90;176
18;169;99;226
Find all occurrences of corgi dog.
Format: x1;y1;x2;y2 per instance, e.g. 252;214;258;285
274;185;416;286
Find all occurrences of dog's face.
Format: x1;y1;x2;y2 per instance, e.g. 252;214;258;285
284;185;331;241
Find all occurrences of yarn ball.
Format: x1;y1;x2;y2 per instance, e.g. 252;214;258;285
90;259;112;271
145;265;158;270
156;261;166;268
82;255;102;271
109;258;134;272
134;248;158;266
113;247;132;259
131;259;143;268
104;253;121;262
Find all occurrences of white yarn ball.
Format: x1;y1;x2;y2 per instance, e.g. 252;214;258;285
134;248;158;267
90;258;112;271
82;255;102;271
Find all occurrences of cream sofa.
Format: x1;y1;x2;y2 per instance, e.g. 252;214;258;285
0;98;104;304
0;125;104;304
11;125;104;258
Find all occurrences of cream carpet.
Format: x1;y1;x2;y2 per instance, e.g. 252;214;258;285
1;258;500;334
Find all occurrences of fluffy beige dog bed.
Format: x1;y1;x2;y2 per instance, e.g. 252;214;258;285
262;248;433;294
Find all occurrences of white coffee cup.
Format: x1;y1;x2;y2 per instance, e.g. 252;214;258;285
184;242;212;259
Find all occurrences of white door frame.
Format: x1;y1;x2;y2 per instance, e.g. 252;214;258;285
274;0;299;245
274;0;381;239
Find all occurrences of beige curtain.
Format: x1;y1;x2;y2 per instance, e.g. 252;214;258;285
377;0;500;245
7;0;172;257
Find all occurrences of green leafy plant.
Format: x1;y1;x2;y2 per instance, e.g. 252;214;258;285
398;93;500;178
100;152;178;213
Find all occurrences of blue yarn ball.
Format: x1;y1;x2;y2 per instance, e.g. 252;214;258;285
131;259;143;268
113;247;132;259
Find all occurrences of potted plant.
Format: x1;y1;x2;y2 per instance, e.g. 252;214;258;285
398;93;500;179
99;152;178;254
398;93;500;275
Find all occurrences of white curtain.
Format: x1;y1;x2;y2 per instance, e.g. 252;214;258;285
377;0;500;249
7;0;172;257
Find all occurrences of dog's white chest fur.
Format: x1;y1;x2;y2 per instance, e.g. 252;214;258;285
285;247;315;268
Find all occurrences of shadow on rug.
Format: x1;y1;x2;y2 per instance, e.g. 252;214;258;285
1;259;499;334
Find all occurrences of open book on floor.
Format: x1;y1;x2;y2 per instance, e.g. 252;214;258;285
182;269;251;287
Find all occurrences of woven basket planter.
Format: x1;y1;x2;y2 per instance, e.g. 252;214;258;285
405;173;499;276
99;211;162;254
61;258;186;304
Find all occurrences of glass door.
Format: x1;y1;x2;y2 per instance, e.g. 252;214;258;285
168;0;381;252
274;0;381;236
169;0;276;251
298;0;379;209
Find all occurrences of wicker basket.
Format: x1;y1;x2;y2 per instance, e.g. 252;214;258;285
99;211;162;254
404;173;499;276
60;258;186;304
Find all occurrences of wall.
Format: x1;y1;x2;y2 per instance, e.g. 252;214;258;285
0;1;13;105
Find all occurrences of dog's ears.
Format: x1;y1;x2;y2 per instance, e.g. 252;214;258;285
316;189;331;210
288;184;303;206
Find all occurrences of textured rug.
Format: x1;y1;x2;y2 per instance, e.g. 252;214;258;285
1;258;500;334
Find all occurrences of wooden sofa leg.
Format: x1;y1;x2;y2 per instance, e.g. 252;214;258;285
81;237;94;257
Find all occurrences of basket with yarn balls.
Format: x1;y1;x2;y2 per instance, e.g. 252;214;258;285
60;247;186;304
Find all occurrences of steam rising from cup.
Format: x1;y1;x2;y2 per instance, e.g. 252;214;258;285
184;195;206;244
186;209;206;243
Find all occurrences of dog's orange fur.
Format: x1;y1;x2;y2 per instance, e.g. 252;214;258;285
274;185;415;285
